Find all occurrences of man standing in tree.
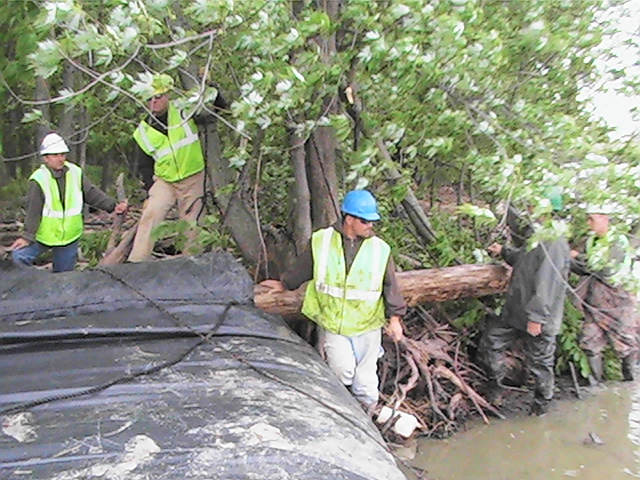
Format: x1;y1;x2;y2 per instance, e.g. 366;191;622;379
261;190;406;410
10;132;128;273
571;204;638;383
128;73;227;262
480;188;571;415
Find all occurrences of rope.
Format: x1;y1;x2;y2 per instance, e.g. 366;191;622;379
0;303;232;416
2;265;396;455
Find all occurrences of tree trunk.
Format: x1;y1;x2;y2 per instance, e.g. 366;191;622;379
200;124;263;267
254;263;510;318
377;134;437;247
58;61;76;140
78;105;87;169
304;0;341;230
101;148;113;192
306;124;340;228
35;77;50;146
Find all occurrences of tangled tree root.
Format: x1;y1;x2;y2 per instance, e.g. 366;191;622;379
378;306;504;441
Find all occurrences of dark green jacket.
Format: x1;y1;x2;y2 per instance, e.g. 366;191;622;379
501;239;571;336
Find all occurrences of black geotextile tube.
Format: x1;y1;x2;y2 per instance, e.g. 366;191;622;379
0;252;408;480
0;252;254;321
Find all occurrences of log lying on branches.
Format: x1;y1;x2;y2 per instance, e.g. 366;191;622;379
255;263;512;439
254;263;510;317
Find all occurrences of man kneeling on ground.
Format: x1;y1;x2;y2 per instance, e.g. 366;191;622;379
11;132;128;272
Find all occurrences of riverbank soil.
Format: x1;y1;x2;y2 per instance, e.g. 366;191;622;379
477;374;587;419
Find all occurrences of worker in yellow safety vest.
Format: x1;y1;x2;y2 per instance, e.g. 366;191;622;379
128;73;228;262
261;190;406;409
10;132;128;272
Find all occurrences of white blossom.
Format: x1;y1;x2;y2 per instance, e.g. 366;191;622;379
245;90;264;106
275;80;293;94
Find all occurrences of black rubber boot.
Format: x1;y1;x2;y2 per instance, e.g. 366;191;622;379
588;354;603;384
530;397;551;416
622;355;635;382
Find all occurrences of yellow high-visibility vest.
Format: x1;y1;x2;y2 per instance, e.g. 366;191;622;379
29;162;84;246
133;103;204;183
302;227;390;336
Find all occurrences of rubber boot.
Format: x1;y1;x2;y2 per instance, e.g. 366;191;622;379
485;379;504;406
622;355;635;382
588;354;603;385
530;396;551;416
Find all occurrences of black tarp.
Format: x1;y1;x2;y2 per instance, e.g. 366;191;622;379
0;253;407;479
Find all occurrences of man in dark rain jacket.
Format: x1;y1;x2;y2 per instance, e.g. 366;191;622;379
480;191;571;416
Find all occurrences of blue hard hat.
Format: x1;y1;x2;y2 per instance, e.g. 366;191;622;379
341;190;381;221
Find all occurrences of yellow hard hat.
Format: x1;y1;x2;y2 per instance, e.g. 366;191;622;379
151;73;174;96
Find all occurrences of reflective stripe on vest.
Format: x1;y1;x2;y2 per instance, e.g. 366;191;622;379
314;227;385;301
301;227;390;336
133;103;204;183
587;232;632;287
29;162;84;246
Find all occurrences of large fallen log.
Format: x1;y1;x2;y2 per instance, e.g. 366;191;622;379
254;263;510;317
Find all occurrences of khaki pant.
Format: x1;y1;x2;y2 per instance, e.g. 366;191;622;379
128;170;205;262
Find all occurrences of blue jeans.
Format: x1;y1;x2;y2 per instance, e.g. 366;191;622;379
11;240;79;273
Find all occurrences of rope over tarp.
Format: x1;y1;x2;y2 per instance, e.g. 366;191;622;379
0;253;407;480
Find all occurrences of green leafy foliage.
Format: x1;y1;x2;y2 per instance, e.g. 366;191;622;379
556;296;590;378
457;204;497;228
151;215;235;256
79;230;110;268
450;300;486;331
7;0;640;240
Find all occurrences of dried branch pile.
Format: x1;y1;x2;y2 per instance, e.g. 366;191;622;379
378;306;504;440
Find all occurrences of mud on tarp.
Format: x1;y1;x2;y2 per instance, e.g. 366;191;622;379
0;253;407;480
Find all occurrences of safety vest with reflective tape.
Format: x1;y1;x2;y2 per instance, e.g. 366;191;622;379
587;231;633;288
133;103;204;183
301;227;391;336
29;162;84;246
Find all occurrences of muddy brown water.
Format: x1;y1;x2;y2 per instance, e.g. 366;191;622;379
407;382;640;480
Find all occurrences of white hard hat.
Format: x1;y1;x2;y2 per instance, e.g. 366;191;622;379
40;133;69;156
